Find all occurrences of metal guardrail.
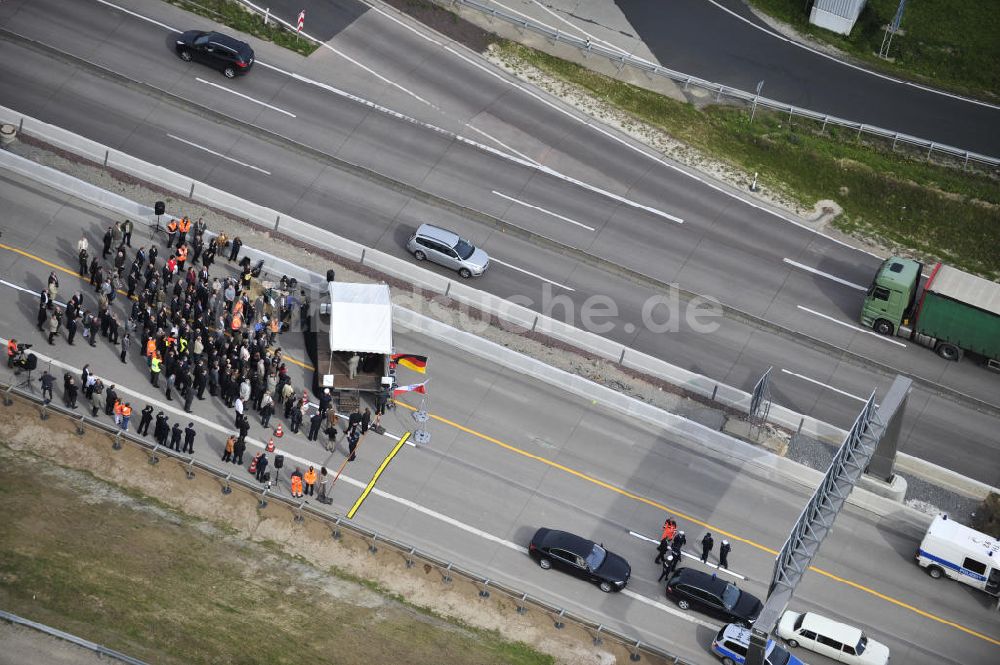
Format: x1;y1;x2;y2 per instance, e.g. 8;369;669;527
0;381;691;664
446;0;999;170
0;609;150;665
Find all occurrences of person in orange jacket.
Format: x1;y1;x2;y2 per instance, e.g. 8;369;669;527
113;399;123;427
303;466;317;497
290;471;303;498
661;517;678;542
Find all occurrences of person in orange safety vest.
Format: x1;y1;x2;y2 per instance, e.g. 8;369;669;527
303;467;317;497
166;218;178;247
120;403;133;431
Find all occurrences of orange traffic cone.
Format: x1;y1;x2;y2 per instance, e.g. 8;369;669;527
266;438;275;453
274;423;283;438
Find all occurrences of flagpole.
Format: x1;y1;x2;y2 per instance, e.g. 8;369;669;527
412;385;431;446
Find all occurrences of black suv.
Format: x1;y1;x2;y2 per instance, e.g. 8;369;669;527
665;568;762;626
175;30;254;78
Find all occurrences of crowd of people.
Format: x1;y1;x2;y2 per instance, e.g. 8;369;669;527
27;214;377;504
653;516;732;580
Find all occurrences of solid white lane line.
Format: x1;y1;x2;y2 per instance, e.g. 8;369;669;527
364;2;442;45
783;259;867;291
236;0;432;107
95;0;180;32
489;258;575;291
167;134;271;175
465;125;541;166
2;332;702;625
622;589;721;629
627;531;746;581
194;77;296;117
493;191;595;231
780;369;868;403
796;305;907;347
97;0;686;229
519;0;629;56
536;164;683;223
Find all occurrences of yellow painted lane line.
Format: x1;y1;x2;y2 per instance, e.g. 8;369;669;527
393;400;1000;647
347;431;411;519
0;242;315;371
6;240;995;645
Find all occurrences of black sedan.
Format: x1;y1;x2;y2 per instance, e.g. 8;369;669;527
175;30;254;79
665;568;762;626
528;528;631;592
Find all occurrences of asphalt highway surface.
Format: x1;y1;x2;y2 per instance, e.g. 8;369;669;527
452;0;1000;156
0;0;997;486
1;172;998;664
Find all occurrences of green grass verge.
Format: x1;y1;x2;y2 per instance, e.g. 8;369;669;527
497;42;1000;278
165;0;319;56
0;446;553;665
747;0;999;101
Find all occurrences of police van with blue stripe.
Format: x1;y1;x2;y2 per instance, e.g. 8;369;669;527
711;623;806;665
916;514;999;596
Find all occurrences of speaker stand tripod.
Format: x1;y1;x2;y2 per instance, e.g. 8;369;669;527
151;213;166;238
14;368;36;393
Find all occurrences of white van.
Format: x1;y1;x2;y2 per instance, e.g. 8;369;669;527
776;611;890;665
916;514;1000;596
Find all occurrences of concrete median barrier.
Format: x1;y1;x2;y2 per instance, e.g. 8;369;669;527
362;251;450;294
533;316;626;362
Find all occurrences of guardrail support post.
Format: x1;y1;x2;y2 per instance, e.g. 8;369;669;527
39;402;49;420
185;458;196;479
274;215;281;232
711;384;718;401
593;624;604;646
76;415;86;435
113;431;123;451
553;609;565;630
629;640;643;661
258;488;269;510
516;593;528;614
148;445;160;465
294;502;305;523
405;547;416;568
369;534;379;554
221;474;232;495
189;182;196;198
3;384;14;406
441;562;453;584
478;579;490;598
331;517;342;540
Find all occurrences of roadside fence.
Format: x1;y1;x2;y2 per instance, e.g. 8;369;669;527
444;0;999;171
0;380;690;664
0;609;148;665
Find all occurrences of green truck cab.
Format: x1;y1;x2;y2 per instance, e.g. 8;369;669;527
861;257;1000;367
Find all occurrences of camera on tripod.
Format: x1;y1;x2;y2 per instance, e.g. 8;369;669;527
13;344;36;373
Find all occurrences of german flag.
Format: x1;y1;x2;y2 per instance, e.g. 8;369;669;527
391;353;427;374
